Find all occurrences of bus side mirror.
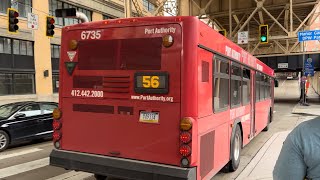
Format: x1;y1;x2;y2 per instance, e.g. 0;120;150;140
275;80;279;87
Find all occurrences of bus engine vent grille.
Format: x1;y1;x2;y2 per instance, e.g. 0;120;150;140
200;131;214;178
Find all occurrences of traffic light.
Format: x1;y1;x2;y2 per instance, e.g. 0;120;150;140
7;8;19;33
218;29;227;37
259;25;268;44
46;16;55;37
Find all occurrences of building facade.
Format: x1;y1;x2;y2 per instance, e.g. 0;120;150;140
0;0;130;105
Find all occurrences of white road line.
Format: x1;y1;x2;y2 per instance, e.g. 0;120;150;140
47;171;92;180
0;148;43;160
0;157;49;178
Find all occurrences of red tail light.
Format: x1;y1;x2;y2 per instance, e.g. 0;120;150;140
53;120;62;130
179;145;191;157
180;132;192;144
53;131;61;141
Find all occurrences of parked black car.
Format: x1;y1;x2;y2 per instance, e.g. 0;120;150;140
0;101;58;152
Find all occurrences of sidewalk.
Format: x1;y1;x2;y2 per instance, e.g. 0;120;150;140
236;88;319;180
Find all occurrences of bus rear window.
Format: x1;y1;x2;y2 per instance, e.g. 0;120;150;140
78;38;162;70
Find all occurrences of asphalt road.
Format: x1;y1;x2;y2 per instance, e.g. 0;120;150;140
0;79;307;180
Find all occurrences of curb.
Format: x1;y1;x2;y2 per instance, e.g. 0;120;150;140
236;131;290;180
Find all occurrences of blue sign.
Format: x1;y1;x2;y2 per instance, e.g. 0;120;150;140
304;58;314;76
298;30;320;42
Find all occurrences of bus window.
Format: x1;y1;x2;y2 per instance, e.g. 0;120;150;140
78;38;162;70
231;63;241;108
242;68;251;105
265;76;271;99
255;72;260;101
213;57;229;112
260;75;266;100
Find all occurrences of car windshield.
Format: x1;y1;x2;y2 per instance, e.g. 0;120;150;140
0;104;23;119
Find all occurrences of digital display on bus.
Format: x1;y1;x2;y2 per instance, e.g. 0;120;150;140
134;72;169;94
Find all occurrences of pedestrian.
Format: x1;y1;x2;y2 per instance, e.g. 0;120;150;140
273;117;320;179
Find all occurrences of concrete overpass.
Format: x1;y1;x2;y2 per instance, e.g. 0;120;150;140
177;0;320;57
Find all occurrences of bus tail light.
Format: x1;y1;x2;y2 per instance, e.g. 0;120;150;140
179;145;191;157
53;120;62;130
180;117;192;131
180;132;192;144
53;108;62;120
53;131;62;141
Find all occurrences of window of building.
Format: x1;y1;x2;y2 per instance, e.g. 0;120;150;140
0;37;11;54
143;0;155;12
0;0;10;14
12;39;33;56
0;73;35;95
103;15;114;20
52;74;59;93
231;63;241;108
16;0;32;18
49;0;92;26
51;44;60;93
51;44;60;58
1;0;32;17
0;37;35;96
213;57;229;112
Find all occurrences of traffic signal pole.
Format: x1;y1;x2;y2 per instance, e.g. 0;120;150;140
301;40;309;106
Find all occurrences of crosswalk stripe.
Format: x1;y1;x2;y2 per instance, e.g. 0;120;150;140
0;157;49;178
46;171;92;180
0;148;43;160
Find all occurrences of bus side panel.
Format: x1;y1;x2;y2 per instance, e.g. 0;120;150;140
181;18;200;168
255;99;271;134
239;105;251;146
197;48;213;118
197;112;230;179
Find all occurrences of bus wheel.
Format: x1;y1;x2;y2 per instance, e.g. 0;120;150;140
228;125;242;172
94;174;107;180
263;111;271;131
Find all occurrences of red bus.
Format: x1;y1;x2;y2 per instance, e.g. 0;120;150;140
50;16;275;180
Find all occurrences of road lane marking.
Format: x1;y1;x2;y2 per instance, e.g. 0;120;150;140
0;157;49;178
47;171;92;180
0;148;43;160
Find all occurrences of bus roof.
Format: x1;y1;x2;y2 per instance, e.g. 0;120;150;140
63;16;274;77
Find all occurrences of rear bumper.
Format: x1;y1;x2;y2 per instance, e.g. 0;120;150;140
50;149;196;180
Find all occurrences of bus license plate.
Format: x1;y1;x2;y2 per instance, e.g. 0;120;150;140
139;112;159;123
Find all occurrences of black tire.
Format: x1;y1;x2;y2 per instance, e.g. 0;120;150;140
263;111;272;131
228;125;242;172
94;174;107;180
0;130;9;152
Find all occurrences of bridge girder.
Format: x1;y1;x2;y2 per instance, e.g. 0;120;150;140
178;0;320;57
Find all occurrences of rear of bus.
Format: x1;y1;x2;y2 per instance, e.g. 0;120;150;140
50;17;197;179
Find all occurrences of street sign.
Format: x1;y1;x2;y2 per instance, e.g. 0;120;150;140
298;30;320;42
304;57;314;76
238;31;248;44
27;13;38;30
278;63;288;69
